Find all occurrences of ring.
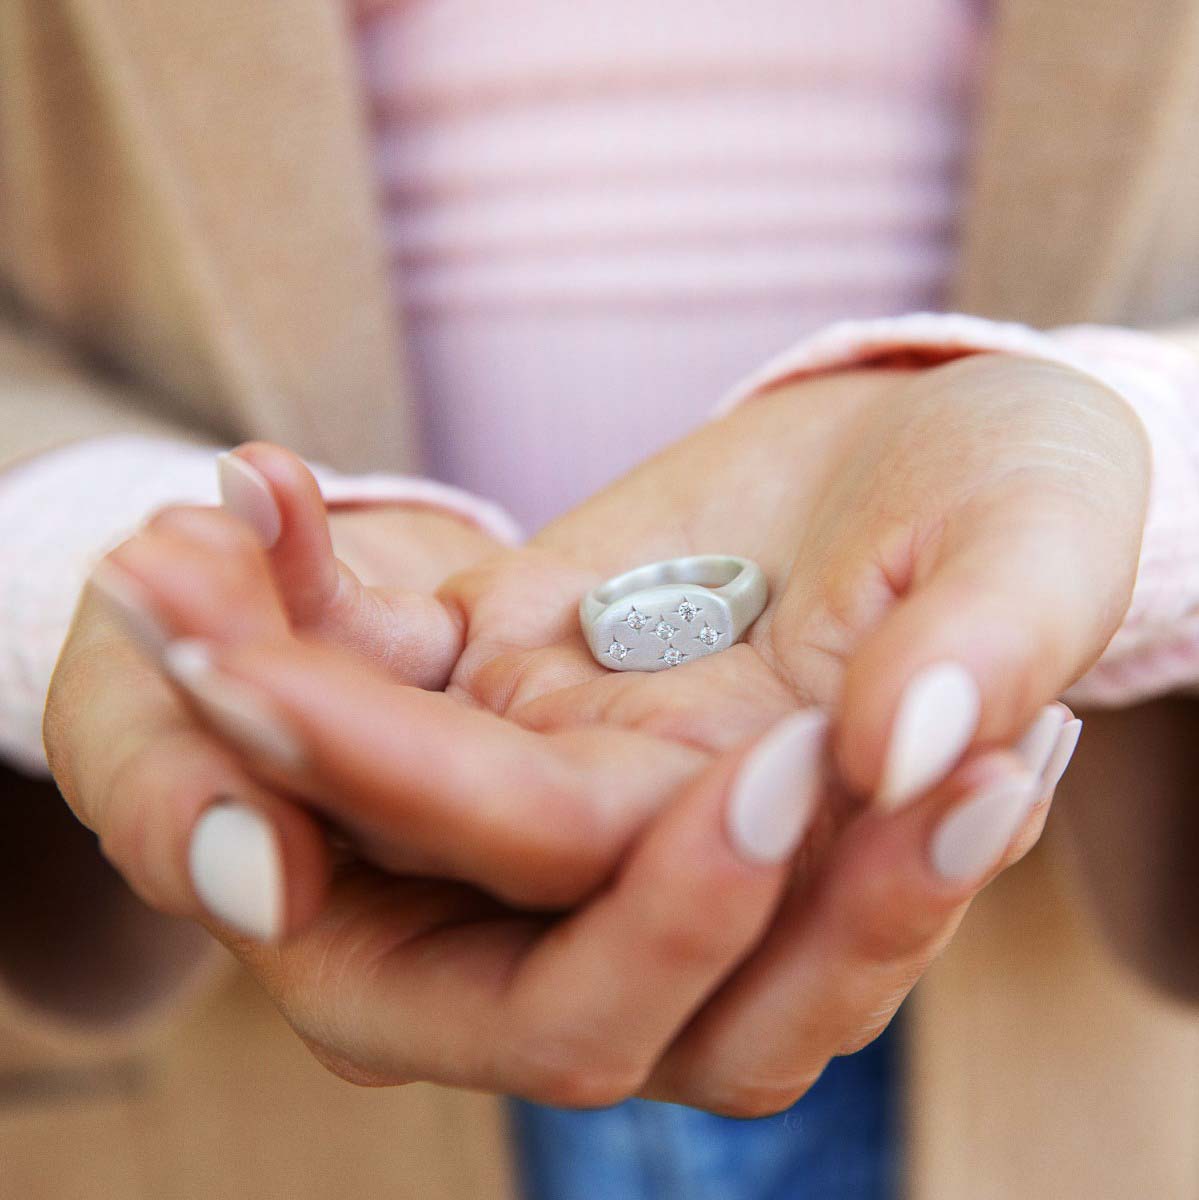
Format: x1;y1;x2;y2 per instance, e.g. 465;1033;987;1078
579;555;768;672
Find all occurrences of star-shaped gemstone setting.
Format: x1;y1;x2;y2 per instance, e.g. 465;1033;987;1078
624;606;651;632
652;617;680;641
660;645;688;667
674;596;702;623
696;622;723;648
607;639;631;662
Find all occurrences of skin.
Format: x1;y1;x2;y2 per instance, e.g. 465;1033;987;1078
43;354;1149;1112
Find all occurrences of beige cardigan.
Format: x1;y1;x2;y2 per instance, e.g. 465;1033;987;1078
0;1;1197;1196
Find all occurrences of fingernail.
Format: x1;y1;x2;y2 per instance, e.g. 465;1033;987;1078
1039;718;1082;798
727;711;827;864
164;639;305;771
930;773;1036;883
218;452;282;548
1015;704;1067;778
90;560;169;662
189;802;285;941
878;662;980;811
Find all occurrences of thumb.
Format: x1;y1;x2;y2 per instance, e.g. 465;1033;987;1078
219;442;465;689
836;484;1143;808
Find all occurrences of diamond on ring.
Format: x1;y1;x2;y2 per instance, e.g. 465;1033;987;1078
625;607;651;631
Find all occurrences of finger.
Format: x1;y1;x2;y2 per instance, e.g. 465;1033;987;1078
221;443;464;687
493;711;827;1105
109;507;292;644
55;579;332;941
318;711;827;1100
440;548;603;711
837;477;1143;809
152;633;710;907
650;744;1057;1116
217;444;338;619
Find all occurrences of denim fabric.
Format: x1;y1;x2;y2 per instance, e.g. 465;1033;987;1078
510;1019;898;1200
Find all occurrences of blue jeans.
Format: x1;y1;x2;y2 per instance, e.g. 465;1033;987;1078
510;1018;898;1200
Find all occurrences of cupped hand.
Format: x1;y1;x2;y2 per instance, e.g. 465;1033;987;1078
42;467;504;942
72;350;1133;1109
500;353;1144;800
58;482;1071;1110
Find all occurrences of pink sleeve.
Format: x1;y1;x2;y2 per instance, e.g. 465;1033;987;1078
0;436;521;774
719;312;1199;708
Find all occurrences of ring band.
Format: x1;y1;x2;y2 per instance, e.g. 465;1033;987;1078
579;555;768;672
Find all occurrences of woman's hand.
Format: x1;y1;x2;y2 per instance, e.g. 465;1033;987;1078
42;471;505;942
45;506;1074;1110
506;353;1144;802
67;349;1131;1110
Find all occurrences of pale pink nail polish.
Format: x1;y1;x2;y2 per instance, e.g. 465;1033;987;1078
930;773;1036;883
218;452;282;548
1039;719;1082;798
164;639;305;771
1015;704;1067;778
727;711;827;864
190;802;285;942
90;560;169;662
878;662;980;811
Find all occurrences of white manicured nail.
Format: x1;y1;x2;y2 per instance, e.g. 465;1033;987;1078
90;560;169;662
931;774;1036;882
1015;704;1067;778
164;639;305;771
218;452;282;548
1040;719;1082;798
190;802;285;941
727;711;827;864
878;662;980;811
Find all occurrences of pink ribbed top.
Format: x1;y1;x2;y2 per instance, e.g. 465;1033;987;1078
3;1;1199;773
357;0;983;528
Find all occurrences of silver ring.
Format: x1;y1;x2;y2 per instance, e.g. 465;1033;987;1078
580;555;768;672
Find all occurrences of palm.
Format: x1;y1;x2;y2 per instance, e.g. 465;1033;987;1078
449;353;1144;783
440;370;894;740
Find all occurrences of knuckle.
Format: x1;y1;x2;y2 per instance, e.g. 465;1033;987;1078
459;648;534;715
644;906;738;973
301;1039;412;1089
700;1078;812;1121
513;1038;645;1110
841;882;952;966
849;911;931;965
534;1066;640;1110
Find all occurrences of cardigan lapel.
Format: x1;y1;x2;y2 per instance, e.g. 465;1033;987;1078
66;0;414;470
954;0;1199;326
925;4;1199;1196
